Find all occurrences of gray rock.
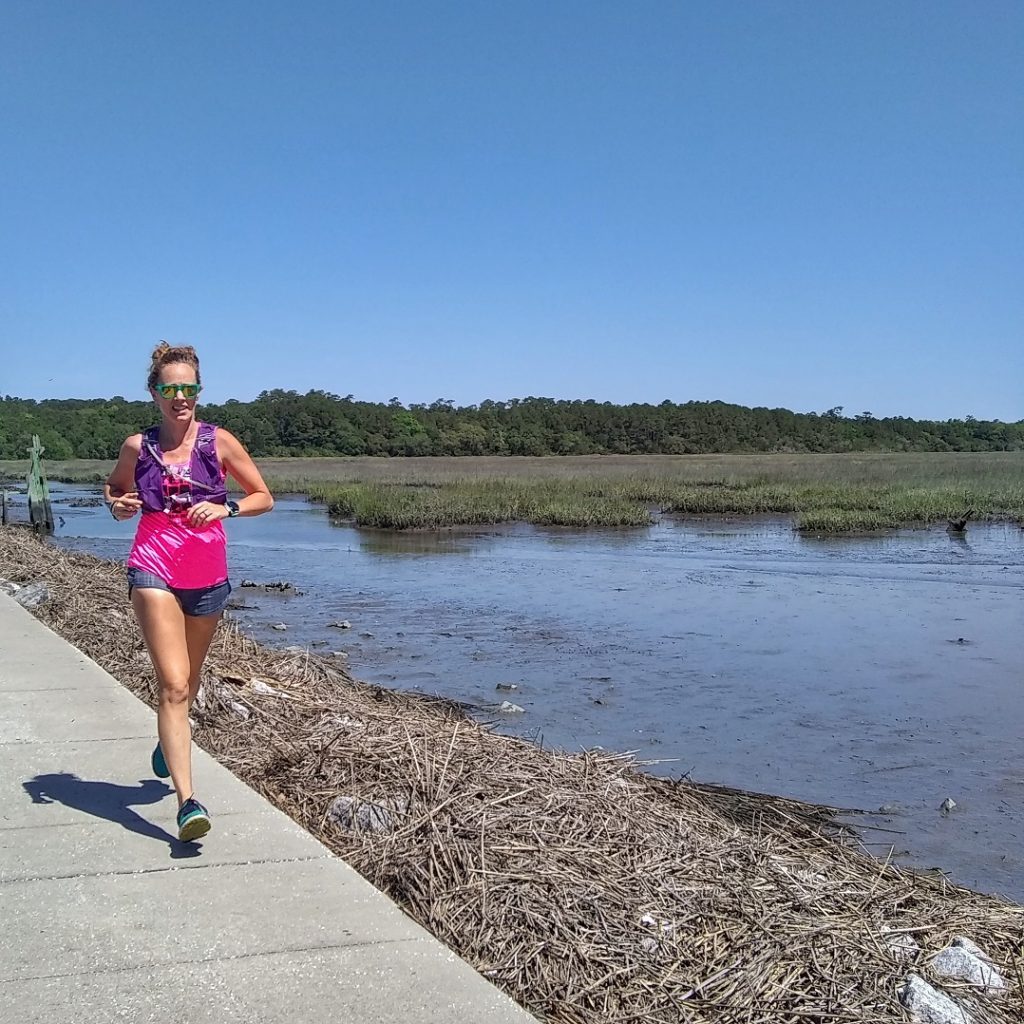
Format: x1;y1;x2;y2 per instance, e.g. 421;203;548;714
271;622;288;631
251;679;290;698
12;581;51;608
327;795;401;834
329;620;352;629
932;937;1005;992
939;797;957;815
495;682;519;692
0;578;21;596
326;715;364;732
497;700;525;714
638;937;659;955
228;700;251;720
899;974;972;1024
883;928;921;961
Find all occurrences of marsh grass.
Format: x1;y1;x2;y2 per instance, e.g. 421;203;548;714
4;453;1022;532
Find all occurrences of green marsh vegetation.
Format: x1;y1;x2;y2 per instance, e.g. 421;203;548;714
4;453;1021;532
8;453;1013;533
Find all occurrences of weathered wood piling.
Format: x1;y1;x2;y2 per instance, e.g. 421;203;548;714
26;435;54;534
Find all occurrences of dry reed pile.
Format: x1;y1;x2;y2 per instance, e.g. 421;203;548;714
1;527;1021;1023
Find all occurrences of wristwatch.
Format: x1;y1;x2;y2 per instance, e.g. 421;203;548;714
226;500;240;518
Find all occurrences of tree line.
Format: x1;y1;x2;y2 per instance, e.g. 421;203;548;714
0;392;1019;460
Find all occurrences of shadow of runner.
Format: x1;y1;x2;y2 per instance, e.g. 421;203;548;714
22;773;202;859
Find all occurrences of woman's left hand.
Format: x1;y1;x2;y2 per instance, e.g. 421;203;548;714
187;501;229;528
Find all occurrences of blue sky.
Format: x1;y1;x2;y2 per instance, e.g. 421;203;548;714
2;2;1021;419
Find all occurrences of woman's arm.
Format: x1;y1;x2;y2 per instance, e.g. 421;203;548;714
104;435;143;521
216;428;274;516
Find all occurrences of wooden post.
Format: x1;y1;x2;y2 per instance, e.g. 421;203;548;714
1;489;7;526
26;436;54;534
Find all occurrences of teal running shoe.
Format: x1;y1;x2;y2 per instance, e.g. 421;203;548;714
151;743;170;779
177;797;211;842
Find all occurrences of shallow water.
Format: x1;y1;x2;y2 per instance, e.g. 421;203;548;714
36;485;1024;901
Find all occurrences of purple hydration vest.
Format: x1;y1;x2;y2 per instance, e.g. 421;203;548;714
135;421;227;515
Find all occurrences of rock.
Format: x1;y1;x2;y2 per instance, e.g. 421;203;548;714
639;914;656;927
251;679;290;698
0;578;21;596
329;620;352;629
883;929;921;960
327;795;402;834
284;645;305;654
899;973;972;1024
228;700;251;720
932;937;1005;992
311;639;329;647
359;631;375;639
495;682;519;692
242;579;295;591
7;581;52;608
497;700;524;714
332;651;349;659
878;803;903;815
271;623;288;631
639;937;660;955
326;715;364;732
939;797;957;815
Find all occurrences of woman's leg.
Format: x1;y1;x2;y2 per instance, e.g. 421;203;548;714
184;611;221;708
131;588;195;805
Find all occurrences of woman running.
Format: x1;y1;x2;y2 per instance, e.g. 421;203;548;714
105;342;273;841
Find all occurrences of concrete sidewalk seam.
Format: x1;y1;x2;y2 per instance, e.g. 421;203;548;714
0;735;153;747
0;687;113;694
1;853;331;886
0;937;424;986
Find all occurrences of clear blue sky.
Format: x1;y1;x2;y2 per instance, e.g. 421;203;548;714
2;2;1021;420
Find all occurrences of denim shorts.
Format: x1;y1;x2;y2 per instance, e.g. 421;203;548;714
126;568;232;617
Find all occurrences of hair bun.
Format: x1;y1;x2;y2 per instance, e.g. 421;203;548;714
146;341;202;391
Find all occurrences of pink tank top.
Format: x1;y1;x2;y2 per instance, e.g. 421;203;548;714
126;434;229;589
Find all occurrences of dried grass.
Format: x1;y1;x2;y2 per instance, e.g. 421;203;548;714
2;526;1021;1023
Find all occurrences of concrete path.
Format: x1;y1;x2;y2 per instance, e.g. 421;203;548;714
0;593;537;1024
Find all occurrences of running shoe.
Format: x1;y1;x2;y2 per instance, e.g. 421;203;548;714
177;797;212;842
151;743;170;779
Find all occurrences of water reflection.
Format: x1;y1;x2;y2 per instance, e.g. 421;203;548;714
355;529;488;558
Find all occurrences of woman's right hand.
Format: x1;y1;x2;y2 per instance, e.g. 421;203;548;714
109;491;142;520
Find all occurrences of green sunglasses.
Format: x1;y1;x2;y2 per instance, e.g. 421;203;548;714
154;382;202;400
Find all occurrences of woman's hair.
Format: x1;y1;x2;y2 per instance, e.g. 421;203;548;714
146;341;202;390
